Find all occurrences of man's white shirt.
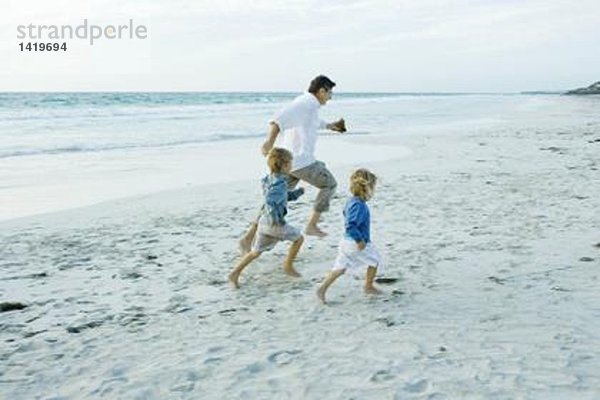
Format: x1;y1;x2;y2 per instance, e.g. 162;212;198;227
270;92;327;171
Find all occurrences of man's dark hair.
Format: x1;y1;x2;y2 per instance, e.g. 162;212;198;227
308;75;336;94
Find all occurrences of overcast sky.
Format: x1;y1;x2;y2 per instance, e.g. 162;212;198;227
2;0;599;92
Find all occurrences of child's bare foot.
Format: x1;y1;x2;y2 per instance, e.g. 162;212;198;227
228;272;240;289
364;286;381;296
238;237;251;255
305;225;327;237
283;263;301;277
317;286;327;304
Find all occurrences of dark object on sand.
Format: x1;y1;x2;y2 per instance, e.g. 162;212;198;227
0;302;28;312
375;277;399;284
333;118;347;133
564;81;600;95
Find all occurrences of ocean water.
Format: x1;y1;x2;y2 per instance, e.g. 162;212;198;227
0;92;413;159
1;92;598;221
0;92;521;159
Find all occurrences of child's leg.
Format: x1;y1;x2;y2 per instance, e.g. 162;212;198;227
283;236;304;277
239;222;258;255
228;251;261;289
317;269;345;304
364;265;381;295
239;205;265;254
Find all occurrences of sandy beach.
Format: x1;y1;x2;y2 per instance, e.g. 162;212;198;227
2;96;600;399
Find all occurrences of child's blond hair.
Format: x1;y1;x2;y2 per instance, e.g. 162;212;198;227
350;168;377;201
267;148;293;173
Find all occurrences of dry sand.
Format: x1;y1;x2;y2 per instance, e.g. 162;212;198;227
2;110;600;399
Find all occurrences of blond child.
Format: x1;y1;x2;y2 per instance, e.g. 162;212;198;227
317;168;383;303
229;148;305;289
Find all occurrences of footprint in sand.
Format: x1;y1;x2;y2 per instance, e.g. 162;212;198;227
203;356;223;365
403;378;429;393
117;308;148;328
170;370;206;394
239;361;264;376
375;317;396;327
218;307;247;315
120;270;143;280
371;369;395;382
165;295;192;314
488;276;507;285
208;278;226;286
267;350;302;366
66;319;106;333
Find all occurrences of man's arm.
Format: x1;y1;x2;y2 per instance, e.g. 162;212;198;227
261;122;280;156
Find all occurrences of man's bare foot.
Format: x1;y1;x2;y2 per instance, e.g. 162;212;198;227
305;226;327;237
238;237;251;255
283;263;301;277
316;286;327;304
364;286;381;296
228;272;240;289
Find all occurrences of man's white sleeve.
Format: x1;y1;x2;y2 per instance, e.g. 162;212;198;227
270;102;303;131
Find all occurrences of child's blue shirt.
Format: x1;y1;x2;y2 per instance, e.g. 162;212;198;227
344;196;370;243
261;173;304;225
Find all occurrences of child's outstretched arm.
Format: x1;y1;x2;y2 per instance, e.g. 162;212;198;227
287;187;305;201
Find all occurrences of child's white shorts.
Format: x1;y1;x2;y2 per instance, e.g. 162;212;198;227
333;238;383;275
252;221;302;253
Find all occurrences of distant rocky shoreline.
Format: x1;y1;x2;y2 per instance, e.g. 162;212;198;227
564;81;600;95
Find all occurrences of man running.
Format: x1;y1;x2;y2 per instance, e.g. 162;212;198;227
240;75;346;253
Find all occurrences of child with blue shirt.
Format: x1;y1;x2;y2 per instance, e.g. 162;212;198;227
317;168;383;303
229;148;305;289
